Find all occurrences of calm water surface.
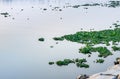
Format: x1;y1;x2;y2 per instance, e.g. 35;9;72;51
0;0;120;79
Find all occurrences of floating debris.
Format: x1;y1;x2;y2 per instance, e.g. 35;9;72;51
59;9;62;11
0;12;10;17
60;17;62;20
50;46;54;48
43;8;47;11
12;17;15;20
56;42;58;44
84;7;88;9
27;18;29;20
21;9;24;11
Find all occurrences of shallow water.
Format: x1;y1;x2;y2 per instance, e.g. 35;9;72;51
0;0;120;79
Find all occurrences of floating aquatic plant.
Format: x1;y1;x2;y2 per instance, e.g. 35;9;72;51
96;59;104;63
112;46;120;51
38;38;45;41
49;62;54;65
79;46;112;58
56;59;75;66
49;58;89;68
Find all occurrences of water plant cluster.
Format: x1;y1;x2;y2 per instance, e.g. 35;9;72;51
49;58;89;68
79;46;112;58
72;1;120;8
38;38;45;42
49;62;54;65
53;28;120;46
56;59;75;66
96;59;104;63
112;46;120;51
75;58;89;68
52;23;120;67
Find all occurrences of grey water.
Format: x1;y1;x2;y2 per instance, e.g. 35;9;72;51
0;0;120;79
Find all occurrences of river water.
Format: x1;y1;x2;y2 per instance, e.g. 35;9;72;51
0;0;120;79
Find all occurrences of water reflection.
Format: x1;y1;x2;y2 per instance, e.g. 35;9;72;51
0;0;66;5
0;0;120;79
0;0;101;6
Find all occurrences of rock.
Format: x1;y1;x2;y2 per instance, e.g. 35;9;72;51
117;59;120;63
114;58;120;65
89;65;120;79
114;61;119;65
77;74;89;79
117;74;120;79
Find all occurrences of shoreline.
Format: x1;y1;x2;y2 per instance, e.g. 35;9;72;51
88;64;120;79
77;58;120;79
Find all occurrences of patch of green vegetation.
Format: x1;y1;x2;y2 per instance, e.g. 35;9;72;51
38;38;44;41
81;3;100;6
108;1;120;8
49;62;54;65
76;63;89;68
75;58;89;68
112;46;120;51
50;23;120;68
49;58;89;68
96;59;104;63
53;37;64;41
94;47;112;58
71;1;120;8
79;46;92;54
54;28;120;45
56;59;74;66
72;5;80;8
53;27;120;58
79;46;112;58
75;58;87;63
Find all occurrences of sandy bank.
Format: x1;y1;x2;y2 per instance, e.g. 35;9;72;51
88;65;120;79
77;65;120;79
